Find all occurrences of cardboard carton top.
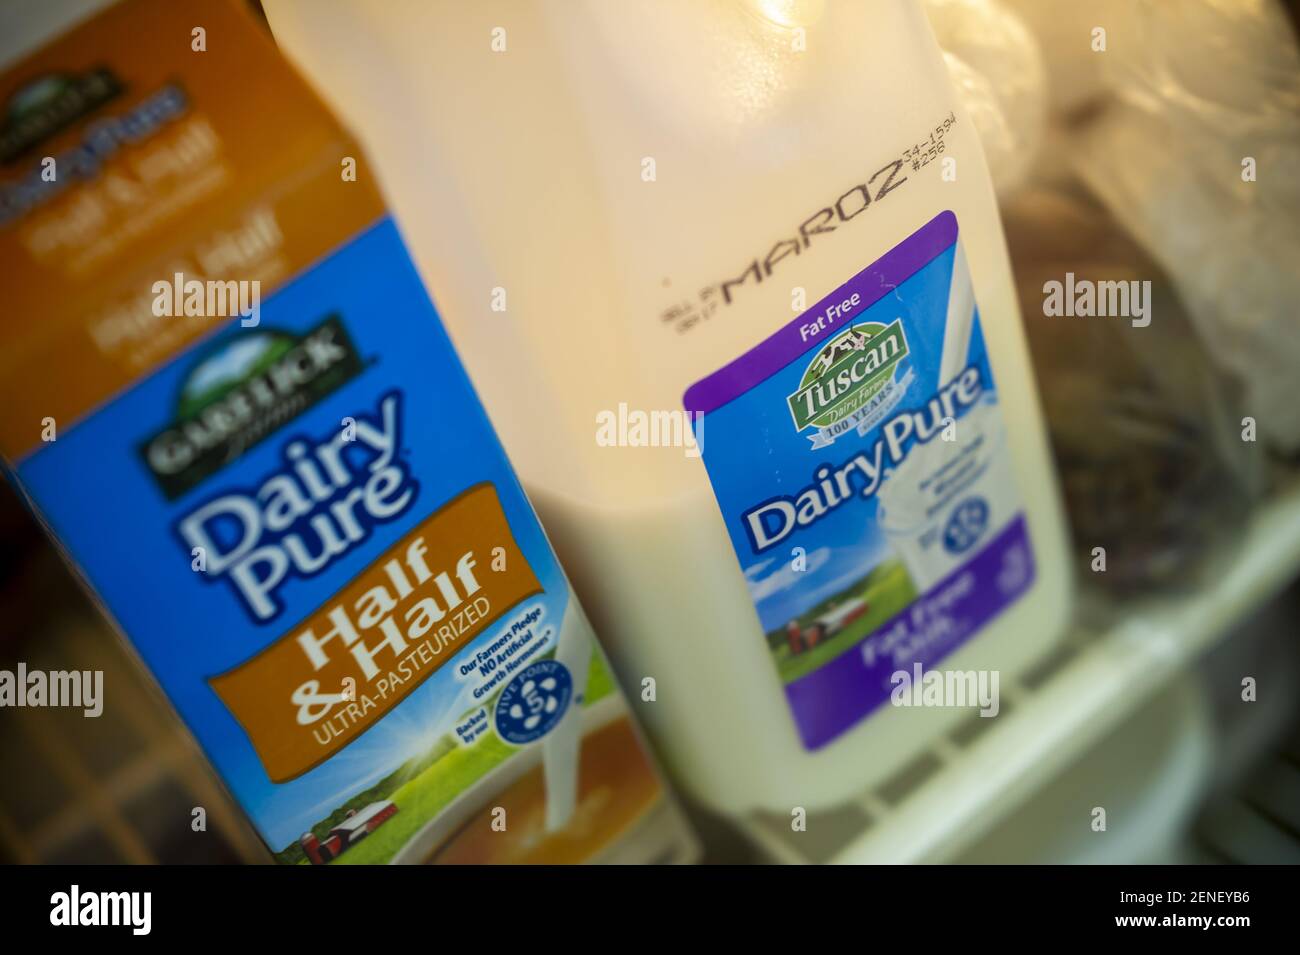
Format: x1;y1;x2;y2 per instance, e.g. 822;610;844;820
0;0;385;461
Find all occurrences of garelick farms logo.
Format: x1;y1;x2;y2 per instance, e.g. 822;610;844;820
140;315;364;499
786;319;912;448
0;67;123;164
0;76;185;227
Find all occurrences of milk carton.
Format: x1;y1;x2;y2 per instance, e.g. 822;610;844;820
0;0;696;864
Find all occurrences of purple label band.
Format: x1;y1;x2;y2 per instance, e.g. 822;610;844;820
784;514;1034;750
683;210;958;416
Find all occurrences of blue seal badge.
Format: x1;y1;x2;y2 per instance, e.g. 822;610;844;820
943;497;989;555
494;660;574;744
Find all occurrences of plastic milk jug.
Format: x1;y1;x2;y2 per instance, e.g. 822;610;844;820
0;0;699;863
264;0;1074;813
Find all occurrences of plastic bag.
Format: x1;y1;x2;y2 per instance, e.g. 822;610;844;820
922;0;1047;198
1002;188;1262;604
1071;0;1300;453
998;0;1114;115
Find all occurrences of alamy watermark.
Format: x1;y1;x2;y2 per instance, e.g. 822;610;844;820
595;403;703;458
152;271;260;327
50;885;150;935
890;663;1000;717
0;664;103;717
1042;273;1151;328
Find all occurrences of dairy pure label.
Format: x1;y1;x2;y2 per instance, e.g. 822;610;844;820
685;212;1035;748
16;219;672;862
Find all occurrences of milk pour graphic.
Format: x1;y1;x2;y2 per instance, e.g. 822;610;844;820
876;241;1016;594
876;397;1018;593
541;607;594;831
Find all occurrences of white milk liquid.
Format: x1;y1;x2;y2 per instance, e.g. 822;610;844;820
265;0;1073;812
877;397;1020;593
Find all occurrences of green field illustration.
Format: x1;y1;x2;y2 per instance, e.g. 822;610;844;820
276;650;616;865
766;558;917;684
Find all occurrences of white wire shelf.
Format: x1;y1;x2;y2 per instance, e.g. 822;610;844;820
739;476;1300;864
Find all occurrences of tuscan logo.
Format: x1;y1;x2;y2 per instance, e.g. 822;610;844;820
1;68;123;165
787;319;912;448
140;315;364;500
